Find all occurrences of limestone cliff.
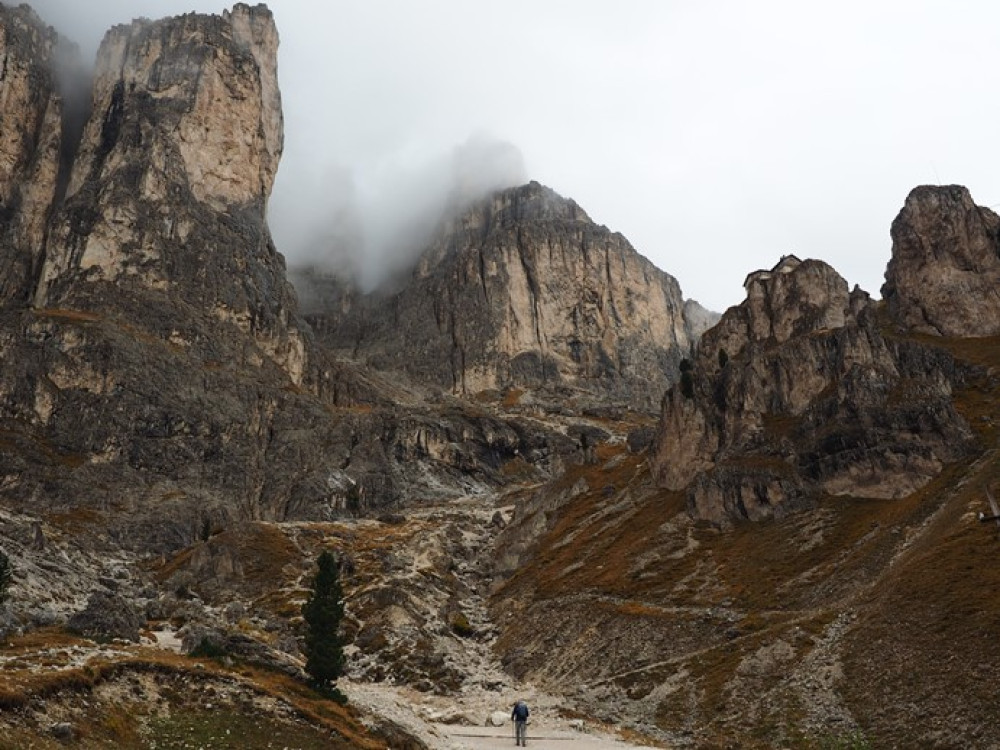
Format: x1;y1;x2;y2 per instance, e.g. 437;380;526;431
306;181;713;411
0;5;579;558
31;4;305;382
650;255;974;525
883;185;1000;337
0;4;63;305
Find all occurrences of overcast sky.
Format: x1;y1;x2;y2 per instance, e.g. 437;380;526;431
28;0;1000;311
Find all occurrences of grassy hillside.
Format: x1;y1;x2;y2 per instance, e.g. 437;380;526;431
490;330;1000;748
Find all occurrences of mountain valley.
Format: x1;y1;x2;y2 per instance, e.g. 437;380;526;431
2;4;1000;749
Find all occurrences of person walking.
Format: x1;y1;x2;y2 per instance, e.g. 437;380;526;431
511;699;530;746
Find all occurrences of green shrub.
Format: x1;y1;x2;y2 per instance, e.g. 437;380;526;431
450;613;474;638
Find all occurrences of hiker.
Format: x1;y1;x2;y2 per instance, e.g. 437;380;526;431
511;699;530;746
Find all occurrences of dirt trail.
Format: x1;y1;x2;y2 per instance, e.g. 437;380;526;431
437;726;661;749
345;679;665;749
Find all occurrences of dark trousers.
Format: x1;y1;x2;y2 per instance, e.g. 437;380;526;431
515;719;527;745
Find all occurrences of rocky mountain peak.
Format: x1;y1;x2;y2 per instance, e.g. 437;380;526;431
460;179;589;225
700;255;865;370
883;184;1000;337
27;2;301;380
651;246;973;525
306;181;712;410
413;181;591;279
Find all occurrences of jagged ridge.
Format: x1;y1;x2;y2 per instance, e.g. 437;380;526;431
304;180;717;411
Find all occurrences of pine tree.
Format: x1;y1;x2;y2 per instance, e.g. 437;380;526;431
0;550;12;605
302;550;346;695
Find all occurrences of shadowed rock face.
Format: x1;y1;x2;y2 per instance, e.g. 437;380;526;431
0;4;63;306
883;185;1000;337
304;181;715;412
0;4;346;549
651;257;974;525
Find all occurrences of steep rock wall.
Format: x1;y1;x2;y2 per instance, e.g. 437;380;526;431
883;185;1000;337
0;4;63;305
0;5;580;553
651;257;974;525
308;182;712;411
33;3;303;382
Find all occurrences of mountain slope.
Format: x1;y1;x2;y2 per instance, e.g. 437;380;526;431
303;181;717;411
489;187;1000;748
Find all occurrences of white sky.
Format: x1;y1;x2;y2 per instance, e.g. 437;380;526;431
28;1;1000;311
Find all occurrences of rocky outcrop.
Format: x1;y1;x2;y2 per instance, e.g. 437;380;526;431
883;185;1000;337
32;4;305;382
0;4;64;306
0;6;587;560
651;256;974;525
305;182;710;411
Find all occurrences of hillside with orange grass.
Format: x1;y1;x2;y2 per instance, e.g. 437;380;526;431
0;627;422;749
488;318;1000;749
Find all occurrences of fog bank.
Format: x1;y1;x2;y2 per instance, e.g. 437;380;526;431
270;133;526;290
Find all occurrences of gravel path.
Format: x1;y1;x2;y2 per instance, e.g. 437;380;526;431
344;681;665;750
436;725;663;749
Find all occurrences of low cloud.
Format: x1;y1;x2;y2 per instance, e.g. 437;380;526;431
270;133;527;291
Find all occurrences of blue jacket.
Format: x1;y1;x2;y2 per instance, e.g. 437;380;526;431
512;702;529;721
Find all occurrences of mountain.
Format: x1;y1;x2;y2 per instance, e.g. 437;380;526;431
491;186;1000;748
883;184;1000;336
0;9;662;741
3;3;1000;749
301;181;719;412
650;252;973;524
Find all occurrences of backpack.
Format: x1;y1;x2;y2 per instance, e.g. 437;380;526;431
513;701;529;721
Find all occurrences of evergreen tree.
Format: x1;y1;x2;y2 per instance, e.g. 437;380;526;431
0;550;12;605
302;550;346;695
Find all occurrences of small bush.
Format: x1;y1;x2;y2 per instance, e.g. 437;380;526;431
450;613;474;638
189;637;229;660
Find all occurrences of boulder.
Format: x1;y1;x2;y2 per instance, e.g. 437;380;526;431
67;591;144;642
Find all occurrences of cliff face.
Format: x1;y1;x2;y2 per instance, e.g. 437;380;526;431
0;5;579;557
650;256;974;525
0;5;313;545
306;181;713;411
32;4;304;382
883;185;1000;337
0;4;63;305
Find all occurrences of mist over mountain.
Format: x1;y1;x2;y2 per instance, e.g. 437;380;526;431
31;0;1000;313
5;4;1000;749
270;133;527;291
